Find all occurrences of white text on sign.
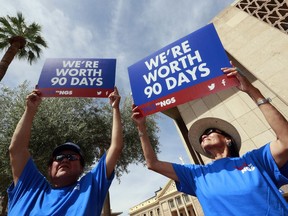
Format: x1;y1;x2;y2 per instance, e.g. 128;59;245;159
142;41;210;98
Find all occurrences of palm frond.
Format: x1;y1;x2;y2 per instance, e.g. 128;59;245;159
0;12;48;68
23;22;41;37
0;17;15;36
17;48;27;59
34;35;48;48
8;13;26;35
0;42;9;49
27;50;36;64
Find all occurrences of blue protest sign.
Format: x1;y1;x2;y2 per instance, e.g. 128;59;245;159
37;58;116;97
128;23;237;116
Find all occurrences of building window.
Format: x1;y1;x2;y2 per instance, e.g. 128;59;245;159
235;0;288;34
156;208;160;216
176;196;183;205
168;199;175;208
150;211;153;216
182;194;190;203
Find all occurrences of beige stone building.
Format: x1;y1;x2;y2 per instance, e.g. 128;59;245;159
129;0;288;215
129;180;201;216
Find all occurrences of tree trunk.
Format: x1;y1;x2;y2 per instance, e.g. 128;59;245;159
102;190;111;216
0;36;25;82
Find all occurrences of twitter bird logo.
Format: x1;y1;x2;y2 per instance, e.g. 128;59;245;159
208;83;215;91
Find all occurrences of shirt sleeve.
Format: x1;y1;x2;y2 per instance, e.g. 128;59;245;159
84;153;114;202
249;143;288;188
172;163;197;196
90;152;115;181
77;153;115;214
7;158;49;208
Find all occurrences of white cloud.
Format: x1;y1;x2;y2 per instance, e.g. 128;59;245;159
71;26;94;52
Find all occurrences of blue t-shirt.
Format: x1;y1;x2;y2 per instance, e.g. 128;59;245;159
7;153;114;216
173;143;288;216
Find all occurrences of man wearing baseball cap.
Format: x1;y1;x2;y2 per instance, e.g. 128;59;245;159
8;87;123;216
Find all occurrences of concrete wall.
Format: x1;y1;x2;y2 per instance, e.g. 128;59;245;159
178;5;288;162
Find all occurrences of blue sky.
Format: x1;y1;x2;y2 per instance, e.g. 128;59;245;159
1;0;236;215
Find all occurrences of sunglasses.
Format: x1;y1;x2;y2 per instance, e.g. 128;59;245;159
54;154;80;162
199;128;229;143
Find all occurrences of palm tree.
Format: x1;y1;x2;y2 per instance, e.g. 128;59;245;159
0;12;48;82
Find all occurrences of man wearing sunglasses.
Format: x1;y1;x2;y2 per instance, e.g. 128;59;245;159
132;63;288;215
47;142;86;188
8;87;123;216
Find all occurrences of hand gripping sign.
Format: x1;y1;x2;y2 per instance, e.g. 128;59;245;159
37;58;116;97
128;23;238;116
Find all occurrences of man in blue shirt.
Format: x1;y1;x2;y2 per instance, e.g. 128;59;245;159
8;87;123;216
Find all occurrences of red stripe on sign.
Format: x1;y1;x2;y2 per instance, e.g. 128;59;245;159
38;88;113;98
138;75;238;116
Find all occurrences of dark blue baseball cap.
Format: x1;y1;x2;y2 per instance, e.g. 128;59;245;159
51;142;85;167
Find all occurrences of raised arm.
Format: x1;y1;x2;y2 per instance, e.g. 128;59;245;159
9;90;42;185
131;105;179;181
105;87;124;178
222;64;288;168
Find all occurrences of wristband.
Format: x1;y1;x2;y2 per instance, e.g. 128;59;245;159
139;131;144;137
256;97;271;106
